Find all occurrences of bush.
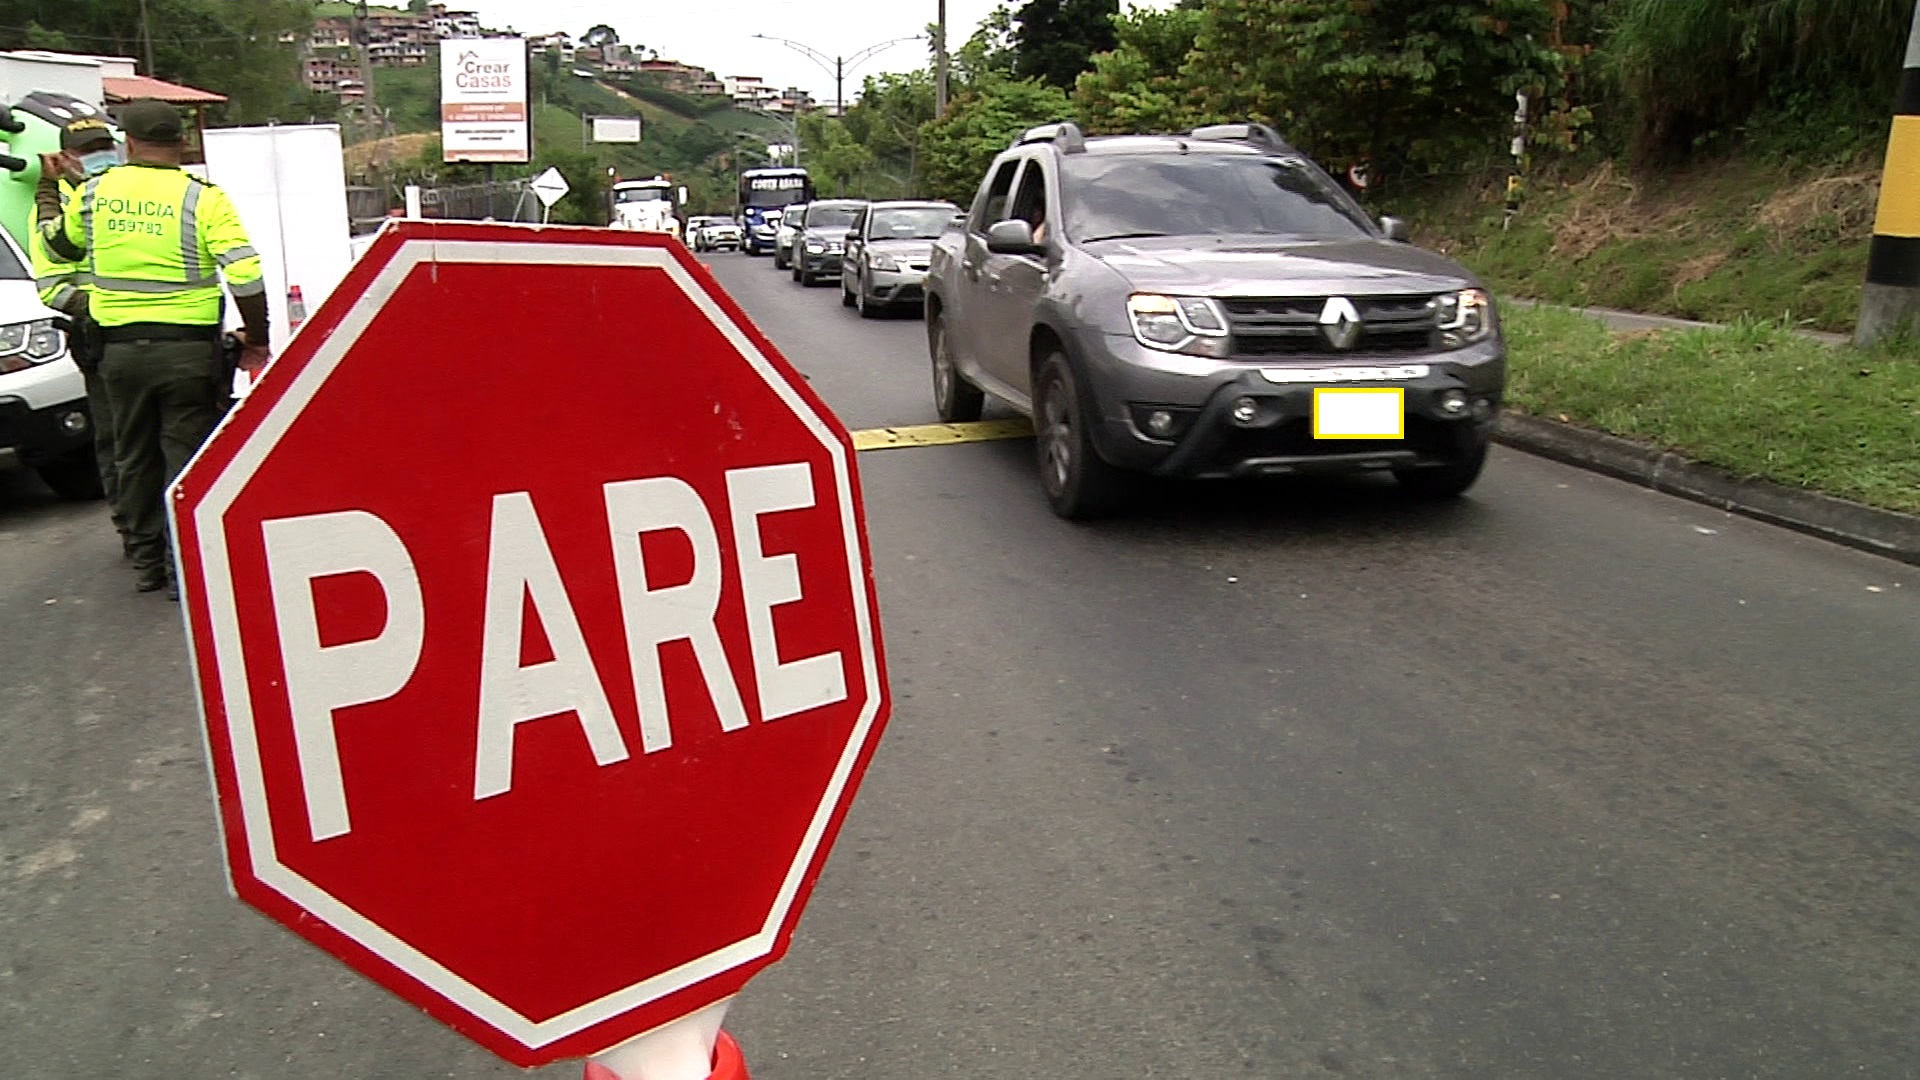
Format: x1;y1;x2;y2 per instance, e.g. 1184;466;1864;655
1599;0;1914;167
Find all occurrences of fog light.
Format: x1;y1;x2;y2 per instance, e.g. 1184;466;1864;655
58;410;88;434
1470;397;1494;421
1146;410;1176;437
1230;396;1260;425
1439;389;1469;416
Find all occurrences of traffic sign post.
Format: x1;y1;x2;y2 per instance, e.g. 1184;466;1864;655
169;221;891;1073
530;166;572;224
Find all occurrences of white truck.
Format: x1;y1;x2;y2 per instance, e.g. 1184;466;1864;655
608;176;687;239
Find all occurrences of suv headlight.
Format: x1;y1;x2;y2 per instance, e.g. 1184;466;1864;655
868;253;900;271
1432;289;1495;349
0;318;67;369
1127;294;1231;358
805;239;826;253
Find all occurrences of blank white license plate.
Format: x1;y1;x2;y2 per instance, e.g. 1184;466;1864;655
1313;387;1405;439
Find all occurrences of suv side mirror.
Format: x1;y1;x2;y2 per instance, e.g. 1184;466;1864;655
1380;216;1409;242
986;219;1041;255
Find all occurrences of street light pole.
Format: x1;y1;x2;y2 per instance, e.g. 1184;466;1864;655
753;33;924;115
936;0;949;117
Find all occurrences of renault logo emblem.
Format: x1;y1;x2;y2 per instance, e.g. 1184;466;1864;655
1318;297;1362;350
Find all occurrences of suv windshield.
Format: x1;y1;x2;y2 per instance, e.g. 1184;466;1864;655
869;207;954;240
806;205;861;231
1061;154;1374;242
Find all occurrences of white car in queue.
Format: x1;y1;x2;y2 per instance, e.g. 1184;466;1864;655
772;202;808;271
0;227;99;499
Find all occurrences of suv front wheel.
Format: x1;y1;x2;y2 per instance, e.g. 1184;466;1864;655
35;450;104;501
1034;352;1124;520
1393;443;1488;499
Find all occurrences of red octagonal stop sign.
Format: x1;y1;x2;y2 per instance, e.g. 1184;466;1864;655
169;222;890;1066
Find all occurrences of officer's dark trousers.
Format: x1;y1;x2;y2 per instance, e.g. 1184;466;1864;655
101;338;222;576
71;319;125;539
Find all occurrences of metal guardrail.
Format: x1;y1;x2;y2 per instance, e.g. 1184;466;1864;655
346;180;540;235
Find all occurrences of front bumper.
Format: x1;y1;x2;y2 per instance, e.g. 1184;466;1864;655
865;265;929;305
801;249;845;276
1083;334;1505;480
0;394;92;465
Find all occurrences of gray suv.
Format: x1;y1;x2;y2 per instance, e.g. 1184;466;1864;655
924;122;1506;519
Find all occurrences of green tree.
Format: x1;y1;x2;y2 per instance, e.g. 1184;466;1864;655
918;75;1073;201
540;147;610;224
841;70;936;193
0;0;312;124
1013;0;1119;88
797;113;878;197
1071;4;1208;134
954;4;1020;85
1181;0;1568;190
1598;0;1916;164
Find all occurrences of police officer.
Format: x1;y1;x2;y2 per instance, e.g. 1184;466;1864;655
37;99;270;598
31;116;128;551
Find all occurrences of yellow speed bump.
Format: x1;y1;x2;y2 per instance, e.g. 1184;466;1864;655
850;418;1034;452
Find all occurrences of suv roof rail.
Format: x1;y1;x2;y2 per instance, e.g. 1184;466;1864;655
1188;122;1293;152
1012;121;1086;153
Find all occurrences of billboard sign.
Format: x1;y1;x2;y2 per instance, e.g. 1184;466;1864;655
591;115;643;144
441;38;529;163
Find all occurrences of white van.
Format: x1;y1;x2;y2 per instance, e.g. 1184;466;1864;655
0;226;98;499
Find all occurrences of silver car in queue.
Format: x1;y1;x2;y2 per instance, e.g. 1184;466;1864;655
840;200;965;318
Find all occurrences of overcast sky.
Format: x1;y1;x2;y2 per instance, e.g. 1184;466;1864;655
475;0;1013;107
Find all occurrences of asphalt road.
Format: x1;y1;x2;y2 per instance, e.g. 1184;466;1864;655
3;250;1917;1079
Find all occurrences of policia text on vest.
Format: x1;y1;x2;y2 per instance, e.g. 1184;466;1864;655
35;99;271;597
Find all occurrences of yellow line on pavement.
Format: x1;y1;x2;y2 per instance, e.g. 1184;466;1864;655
850;418;1035;451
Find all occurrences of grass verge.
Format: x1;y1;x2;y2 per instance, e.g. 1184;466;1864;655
1503;306;1920;514
1390;158;1878;335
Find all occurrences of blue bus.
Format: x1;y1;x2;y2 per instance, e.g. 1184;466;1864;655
738;167;812;256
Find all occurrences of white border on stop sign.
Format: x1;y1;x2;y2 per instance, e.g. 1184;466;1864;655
176;239;882;1051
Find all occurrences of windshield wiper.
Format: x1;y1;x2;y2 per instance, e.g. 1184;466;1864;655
1080;231;1172;243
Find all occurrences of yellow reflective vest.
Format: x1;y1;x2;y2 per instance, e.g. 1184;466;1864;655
48;162;264;328
28;178;88;315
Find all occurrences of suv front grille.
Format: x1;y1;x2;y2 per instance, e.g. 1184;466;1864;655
1223;295;1440;356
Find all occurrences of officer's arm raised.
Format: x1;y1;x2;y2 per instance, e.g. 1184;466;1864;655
39;170;84;263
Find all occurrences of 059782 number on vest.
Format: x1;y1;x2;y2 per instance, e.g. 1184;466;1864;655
105;218;166;236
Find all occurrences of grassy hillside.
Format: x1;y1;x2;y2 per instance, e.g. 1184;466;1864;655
1383;156;1881;336
358;65;793;216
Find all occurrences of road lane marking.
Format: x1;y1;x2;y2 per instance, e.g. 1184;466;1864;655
850;418;1034;452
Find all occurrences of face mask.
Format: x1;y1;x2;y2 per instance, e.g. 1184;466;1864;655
77;147;124;177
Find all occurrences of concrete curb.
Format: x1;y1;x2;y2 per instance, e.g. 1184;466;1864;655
1493;413;1920;567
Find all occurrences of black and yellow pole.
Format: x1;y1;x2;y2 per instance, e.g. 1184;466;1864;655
1858;3;1920;345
